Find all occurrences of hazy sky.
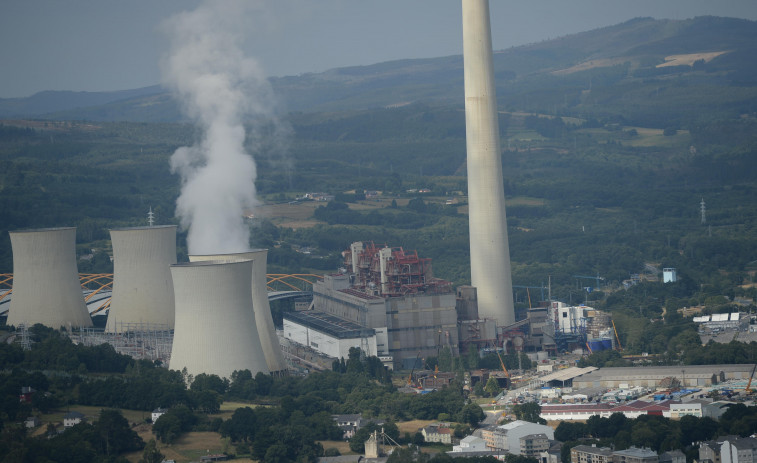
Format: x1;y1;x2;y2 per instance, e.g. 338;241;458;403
2;0;757;98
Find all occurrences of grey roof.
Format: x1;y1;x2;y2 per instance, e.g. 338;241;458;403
284;310;376;339
572;445;613;456
613;447;658;458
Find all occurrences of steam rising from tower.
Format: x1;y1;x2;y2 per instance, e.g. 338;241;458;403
462;0;515;326
161;0;276;254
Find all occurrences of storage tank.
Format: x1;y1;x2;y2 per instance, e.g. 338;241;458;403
189;249;287;373
7;227;92;328
106;225;177;332
169;259;269;379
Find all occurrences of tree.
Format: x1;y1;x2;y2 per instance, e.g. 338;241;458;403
459;403;485;427
484;377;501;397
153;414;181;444
93;408;144;456
139;439;164;463
511;402;546;424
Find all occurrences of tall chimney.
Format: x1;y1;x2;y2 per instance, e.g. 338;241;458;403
462;0;515;326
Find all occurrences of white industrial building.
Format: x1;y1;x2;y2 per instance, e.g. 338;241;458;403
463;0;515;327
106;226;177;332
283;310;379;360
7;227;92;328
189;249;287;373
169;260;269;379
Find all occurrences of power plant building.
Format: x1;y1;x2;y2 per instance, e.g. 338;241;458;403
106;225;177;332
169;259;269;379
462;0;516;327
189;250;287;373
303;242;459;369
283;310;378;360
7;227;92;329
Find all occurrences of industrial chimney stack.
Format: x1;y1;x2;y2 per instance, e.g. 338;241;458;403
462;0;515;326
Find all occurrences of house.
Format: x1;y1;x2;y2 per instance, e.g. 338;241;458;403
422;424;453;444
452;435;488;453
24;416;40;429
612;447;658;463
520;434;550;458
332;414;362;440
19;386;36;403
152;408;168;423
659;450;686;463
571;445;613;463
63;411;85;428
721;437;757;463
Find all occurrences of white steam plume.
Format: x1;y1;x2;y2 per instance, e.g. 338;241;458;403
161;1;276;255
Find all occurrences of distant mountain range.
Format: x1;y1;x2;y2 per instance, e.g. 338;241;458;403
2;16;756;123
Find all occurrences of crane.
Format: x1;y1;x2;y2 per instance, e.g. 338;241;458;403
496;350;510;378
407;352;421;388
746;364;757;393
612;320;623;352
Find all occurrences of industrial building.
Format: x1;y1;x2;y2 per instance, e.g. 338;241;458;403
571;364;756;389
169;260;269;379
106;225;177;332
189;250;287;373
6;228;92;329
283;310;378;360
300;242;460;369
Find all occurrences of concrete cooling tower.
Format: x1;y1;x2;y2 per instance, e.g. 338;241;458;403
7;227;92;328
462;0;516;327
106;225;177;333
169;259;270;379
189;250;287;373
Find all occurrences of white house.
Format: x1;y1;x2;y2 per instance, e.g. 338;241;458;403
453;435;488;453
63;411;85;428
152;408;168;423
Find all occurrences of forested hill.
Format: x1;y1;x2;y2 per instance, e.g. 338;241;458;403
2;16;757;123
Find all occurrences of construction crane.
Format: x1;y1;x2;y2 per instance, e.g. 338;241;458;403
746;364;757;393
407;352;421;387
612;320;623;352
496;350;510;378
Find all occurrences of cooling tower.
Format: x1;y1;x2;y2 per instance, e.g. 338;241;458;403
462;0;515;326
7;227;92;328
189;250;287;373
169;259;269;379
105;225;177;332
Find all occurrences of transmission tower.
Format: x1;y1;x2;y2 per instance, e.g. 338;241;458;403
700;198;706;224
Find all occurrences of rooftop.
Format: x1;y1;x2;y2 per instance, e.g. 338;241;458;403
284;310;376;339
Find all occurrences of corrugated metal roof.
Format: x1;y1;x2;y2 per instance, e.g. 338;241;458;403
538;366;598;382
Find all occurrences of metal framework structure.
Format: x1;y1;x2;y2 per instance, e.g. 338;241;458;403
0;273;323;316
342;242;451;296
72;322;173;363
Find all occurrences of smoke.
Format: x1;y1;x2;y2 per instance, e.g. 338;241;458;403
161;0;277;255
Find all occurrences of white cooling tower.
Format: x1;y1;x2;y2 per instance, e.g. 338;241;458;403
105;225;177;332
189;249;287;373
169;259;269;379
462;0;515;326
7;227;92;328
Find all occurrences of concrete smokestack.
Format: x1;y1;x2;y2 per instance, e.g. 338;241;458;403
169;259;269;379
7;227;92;328
462;0;515;326
189;250;287;373
106;225;177;332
